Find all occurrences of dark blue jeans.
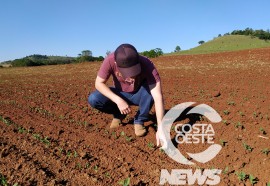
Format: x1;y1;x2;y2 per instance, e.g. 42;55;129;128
88;83;154;124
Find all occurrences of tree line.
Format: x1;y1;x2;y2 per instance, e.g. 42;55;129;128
227;28;270;41
10;53;104;67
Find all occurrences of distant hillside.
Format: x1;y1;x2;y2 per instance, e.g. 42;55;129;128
171;35;270;55
1;54;104;67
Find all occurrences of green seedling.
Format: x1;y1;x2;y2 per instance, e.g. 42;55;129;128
125;136;133;142
0;116;13;126
222;120;229;125
76;163;82;170
18;127;26;133
243;142;253;152
33;133;41;140
112;131;118;139
119;177;130;186
119;131;133;142
267;182;270;186
159;148;165;153
59;115;65;119
235;122;244;129
104;172;110;178
220;140;227;147
249;174;258;185
261;148;269;155
259;127;266;135
239;111;244;117
223;110;230;115
41;136;50;146
67;150;72;158
243;97;249;101
74;150;78;158
227;101;235;106
0;173;8;186
147;142;155;149
235;171;247;181
85;163;90;169
222;166;229;174
94;165;98;172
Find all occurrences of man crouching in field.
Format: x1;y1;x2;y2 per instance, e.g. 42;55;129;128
88;43;164;144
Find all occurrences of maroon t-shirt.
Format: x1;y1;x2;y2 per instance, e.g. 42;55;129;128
98;53;160;93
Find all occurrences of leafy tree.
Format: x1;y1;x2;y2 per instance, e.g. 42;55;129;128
154;48;163;56
198;40;205;45
174;45;181;52
140;48;163;58
230;28;270;41
81;50;92;57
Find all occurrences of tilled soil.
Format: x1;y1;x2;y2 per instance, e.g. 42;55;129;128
0;48;270;185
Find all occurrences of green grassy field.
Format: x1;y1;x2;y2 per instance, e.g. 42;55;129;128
169;35;270;55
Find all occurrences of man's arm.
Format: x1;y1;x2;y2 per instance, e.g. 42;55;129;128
95;76;131;115
149;81;165;145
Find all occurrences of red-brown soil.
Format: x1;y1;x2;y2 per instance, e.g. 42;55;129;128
0;48;270;185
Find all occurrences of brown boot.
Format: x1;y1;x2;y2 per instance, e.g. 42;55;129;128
110;118;122;129
134;124;147;137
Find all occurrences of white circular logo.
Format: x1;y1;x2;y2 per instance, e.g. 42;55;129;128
160;102;222;165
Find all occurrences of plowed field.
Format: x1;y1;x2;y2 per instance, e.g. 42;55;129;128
1;48;270;185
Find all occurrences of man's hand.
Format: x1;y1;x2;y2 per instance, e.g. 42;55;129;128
156;126;167;148
115;97;131;115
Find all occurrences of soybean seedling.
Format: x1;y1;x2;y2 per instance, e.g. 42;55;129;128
261;148;269;155
119;177;130;186
76;163;82;170
67;150;72;158
18;126;26;134
147;142;155;149
220;139;227;147
85;163;90;169
239;111;244;117
41;136;50;146
120;131;125;136
73;150;78;158
227;101;235;106
222;120;229;126
104;172;110;178
259;127;266;135
235;122;244;129
223;110;230;115
243;142;253;152
94;165;98;172
249;174;258;185
222;166;229;174
0;173;8;186
235;171;247;181
120;131;133;142
112;131;118;139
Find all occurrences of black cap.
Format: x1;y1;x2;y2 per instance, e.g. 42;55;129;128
114;44;141;78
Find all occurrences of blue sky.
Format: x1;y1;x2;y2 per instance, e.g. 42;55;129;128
1;0;270;62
